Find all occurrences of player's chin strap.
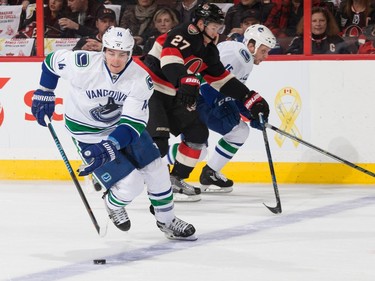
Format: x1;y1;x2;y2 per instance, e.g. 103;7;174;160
202;25;217;43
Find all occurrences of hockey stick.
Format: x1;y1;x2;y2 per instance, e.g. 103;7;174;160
259;113;282;214
265;123;375;178
44;116;107;237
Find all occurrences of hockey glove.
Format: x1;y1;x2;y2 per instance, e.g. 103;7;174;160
243;90;269;122
212;96;240;129
31;89;56;127
78;140;119;176
175;74;200;109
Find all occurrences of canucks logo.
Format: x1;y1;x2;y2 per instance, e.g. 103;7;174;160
101;172;112;182
146;75;153;90
75;52;89;67
90;97;121;123
239;48;251;63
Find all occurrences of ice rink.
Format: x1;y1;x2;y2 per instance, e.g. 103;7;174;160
1;180;375;281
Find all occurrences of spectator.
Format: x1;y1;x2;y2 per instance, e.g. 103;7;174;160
14;0;69;38
264;0;309;38
73;6;143;55
265;0;324;51
100;0;137;21
336;0;375;32
319;1;338;15
283;0;304;36
7;0;33;10
358;23;375;52
223;0;265;37
264;0;291;37
73;7;116;51
58;0;104;37
286;6;350;54
120;0;161;47
45;0;69;37
142;7;179;54
225;9;283;54
341;24;366;53
225;8;260;42
174;0;205;24
7;0;33;27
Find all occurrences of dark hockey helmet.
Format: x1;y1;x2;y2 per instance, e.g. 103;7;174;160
193;3;225;25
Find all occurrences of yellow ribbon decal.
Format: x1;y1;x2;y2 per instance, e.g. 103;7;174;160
0;39;6;51
274;87;302;147
44;39;56;55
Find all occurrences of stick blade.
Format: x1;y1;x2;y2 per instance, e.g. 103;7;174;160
98;218;110;238
263;202;282;214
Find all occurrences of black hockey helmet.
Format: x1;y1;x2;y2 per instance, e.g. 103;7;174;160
193;3;225;25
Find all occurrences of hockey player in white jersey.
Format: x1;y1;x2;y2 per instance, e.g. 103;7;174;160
197;24;276;192
31;26;196;241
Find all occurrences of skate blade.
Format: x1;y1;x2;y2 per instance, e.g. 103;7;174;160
164;233;198;241
173;193;201;202
201;185;233;193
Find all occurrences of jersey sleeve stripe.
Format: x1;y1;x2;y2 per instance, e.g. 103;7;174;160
119;115;146;136
44;52;56;73
160;47;184;68
203;71;235;91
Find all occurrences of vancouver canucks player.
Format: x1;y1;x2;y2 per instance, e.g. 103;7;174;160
198;24;276;193
31;26;196;241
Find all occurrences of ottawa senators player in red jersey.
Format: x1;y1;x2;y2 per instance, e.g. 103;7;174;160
136;3;270;202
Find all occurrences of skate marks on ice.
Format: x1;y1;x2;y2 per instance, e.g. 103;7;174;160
8;184;375;281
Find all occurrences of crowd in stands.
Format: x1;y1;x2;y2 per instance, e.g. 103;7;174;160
2;0;375;56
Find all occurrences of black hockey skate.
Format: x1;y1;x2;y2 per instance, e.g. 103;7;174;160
157;217;197;241
105;203;131;231
170;175;201;202
199;165;233;193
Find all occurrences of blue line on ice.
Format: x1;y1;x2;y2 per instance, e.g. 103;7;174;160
11;195;375;281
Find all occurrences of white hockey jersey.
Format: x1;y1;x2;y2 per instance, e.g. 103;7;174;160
43;50;154;143
217;40;254;84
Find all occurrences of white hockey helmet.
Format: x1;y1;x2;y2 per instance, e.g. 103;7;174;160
102;26;134;56
243;24;276;54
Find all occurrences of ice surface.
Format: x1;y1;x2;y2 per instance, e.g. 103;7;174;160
0;181;374;281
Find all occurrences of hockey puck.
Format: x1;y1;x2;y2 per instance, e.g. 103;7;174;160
93;259;106;264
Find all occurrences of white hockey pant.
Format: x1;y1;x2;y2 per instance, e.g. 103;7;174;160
208;120;250;172
106;158;175;224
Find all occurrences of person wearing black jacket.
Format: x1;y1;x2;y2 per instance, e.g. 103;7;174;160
286;6;350;54
73;7;116;51
58;0;104;38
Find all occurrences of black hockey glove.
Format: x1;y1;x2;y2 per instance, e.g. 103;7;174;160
175;74;200;109
243;90;269;122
